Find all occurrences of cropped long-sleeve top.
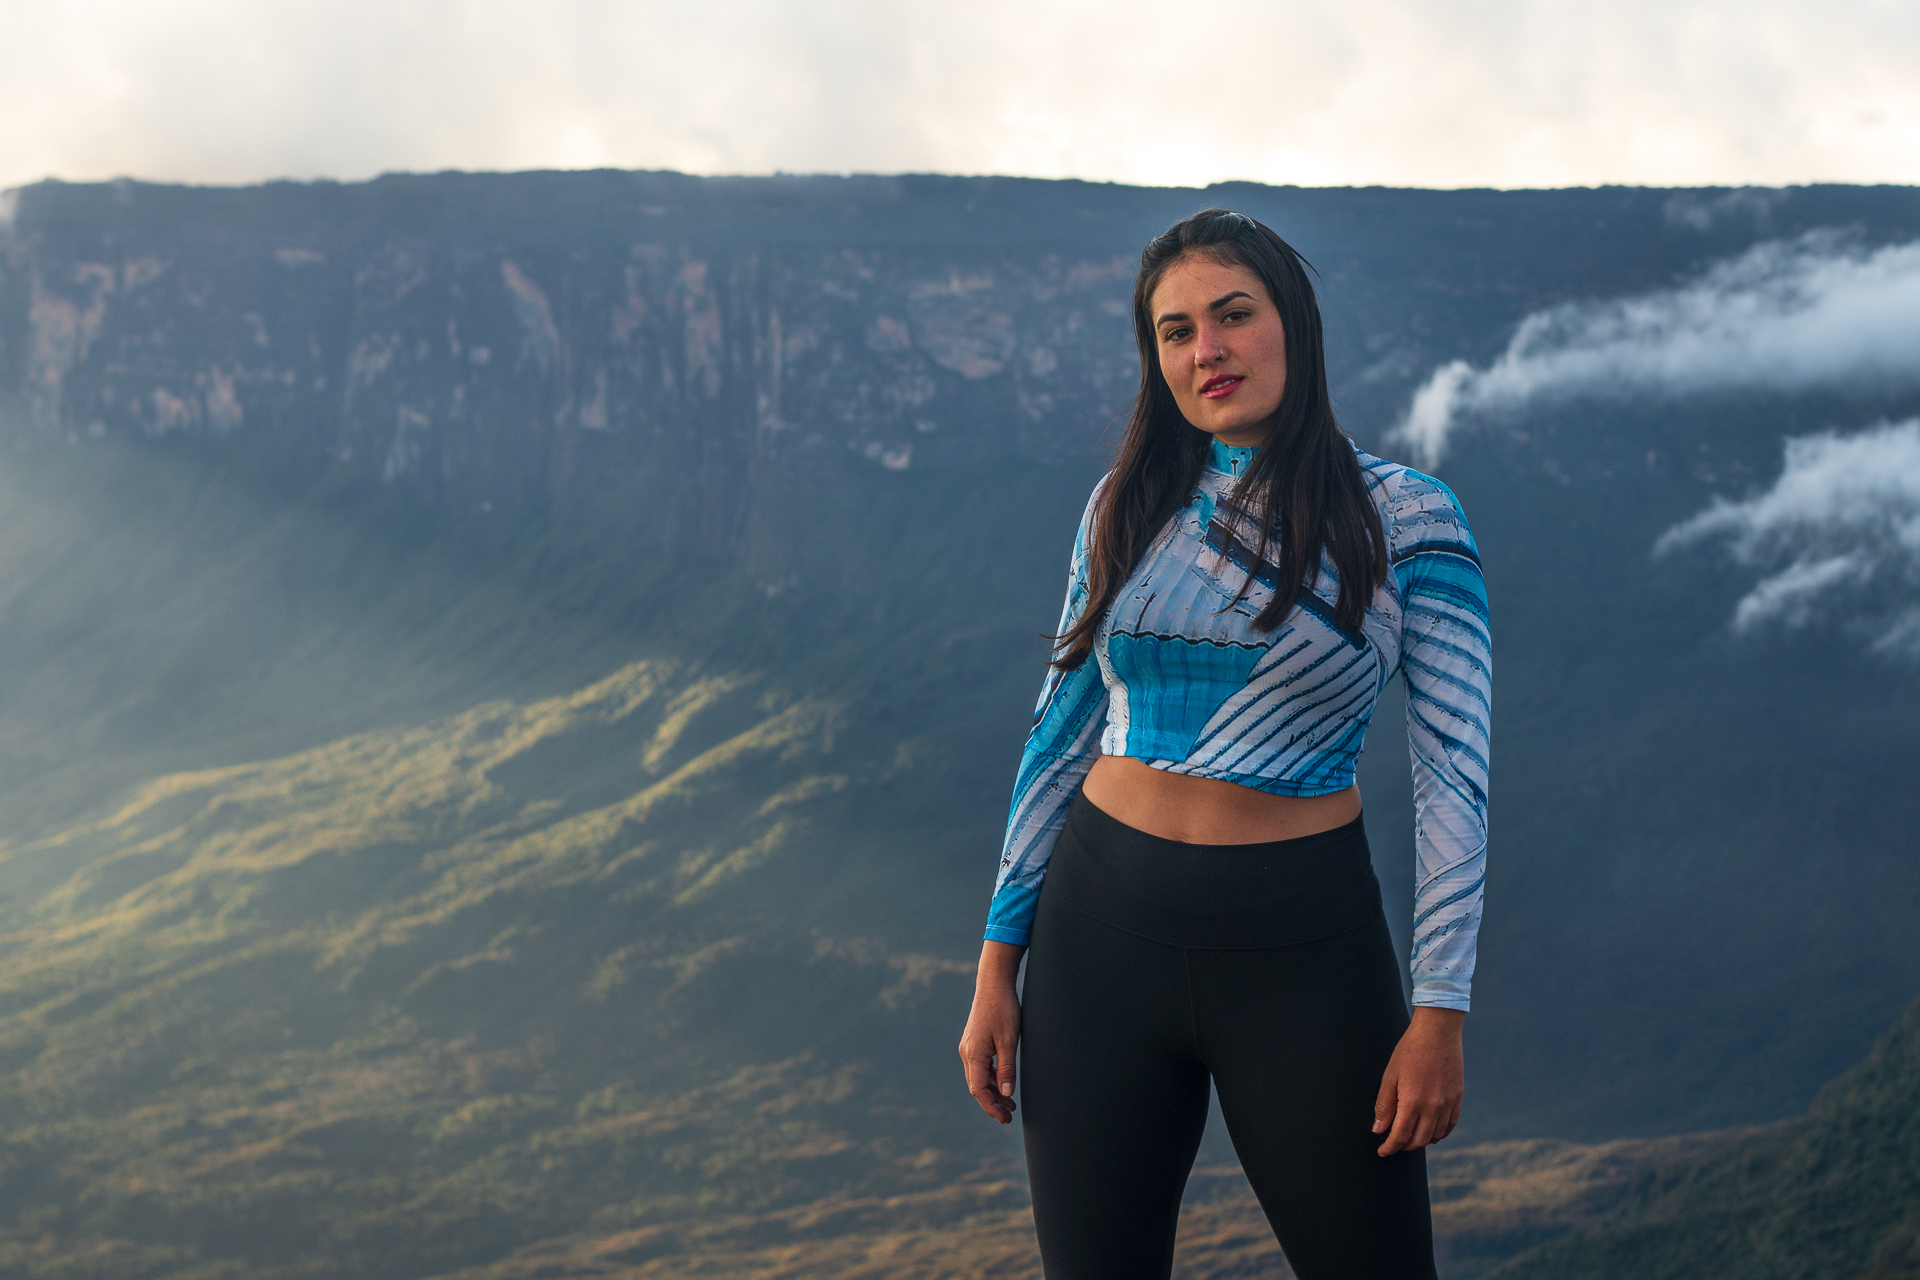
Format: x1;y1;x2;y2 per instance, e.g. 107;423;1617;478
985;437;1491;1010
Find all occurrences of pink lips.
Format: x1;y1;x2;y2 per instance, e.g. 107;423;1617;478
1200;375;1243;399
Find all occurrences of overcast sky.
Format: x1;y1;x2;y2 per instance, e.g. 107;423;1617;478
2;0;1916;192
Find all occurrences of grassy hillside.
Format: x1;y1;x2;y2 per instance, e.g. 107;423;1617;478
1488;995;1920;1280
0;435;1043;1277
0;656;1011;1277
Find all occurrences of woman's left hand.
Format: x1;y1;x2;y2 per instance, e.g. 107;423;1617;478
1373;1006;1466;1156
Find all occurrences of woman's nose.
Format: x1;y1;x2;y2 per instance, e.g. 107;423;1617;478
1196;330;1228;364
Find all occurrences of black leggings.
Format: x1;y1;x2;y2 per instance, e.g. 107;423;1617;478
1020;796;1436;1280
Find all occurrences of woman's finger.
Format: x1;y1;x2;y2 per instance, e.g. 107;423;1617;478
1379;1094;1419;1155
960;1039;1014;1123
1408;1106;1440;1151
970;1083;1010;1120
994;1036;1017;1104
1371;1067;1398;1137
968;1074;1011;1122
959;1043;995;1111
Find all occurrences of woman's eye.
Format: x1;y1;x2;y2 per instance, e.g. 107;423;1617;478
1162;327;1190;343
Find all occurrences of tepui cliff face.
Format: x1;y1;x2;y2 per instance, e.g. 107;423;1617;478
4;175;1156;579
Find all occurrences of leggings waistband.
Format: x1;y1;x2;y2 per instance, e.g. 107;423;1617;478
1044;794;1382;950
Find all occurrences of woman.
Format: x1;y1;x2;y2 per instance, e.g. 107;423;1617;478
957;209;1490;1279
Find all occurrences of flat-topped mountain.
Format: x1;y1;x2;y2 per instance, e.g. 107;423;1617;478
1;172;1917;1276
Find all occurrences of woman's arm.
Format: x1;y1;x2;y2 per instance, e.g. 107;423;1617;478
958;940;1026;1124
1395;471;1491;1011
968;489;1108;1124
985;484;1112;947
1378;468;1490;1152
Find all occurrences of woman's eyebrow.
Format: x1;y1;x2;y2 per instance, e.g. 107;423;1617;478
1155;291;1255;328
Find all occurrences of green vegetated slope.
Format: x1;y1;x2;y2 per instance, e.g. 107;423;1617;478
0;435;1037;1277
1488;995;1920;1280
0;656;1005;1278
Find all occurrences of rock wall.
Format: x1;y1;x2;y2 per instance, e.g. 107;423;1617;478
0;176;1155;557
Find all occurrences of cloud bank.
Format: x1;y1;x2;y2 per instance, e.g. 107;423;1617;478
1657;419;1920;654
2;0;1918;193
1392;235;1920;467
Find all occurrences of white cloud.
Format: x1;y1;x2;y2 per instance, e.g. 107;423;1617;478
1;0;1917;193
1656;420;1920;654
1725;554;1868;632
1391;235;1920;468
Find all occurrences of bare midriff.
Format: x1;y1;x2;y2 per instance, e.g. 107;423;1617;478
1081;754;1362;846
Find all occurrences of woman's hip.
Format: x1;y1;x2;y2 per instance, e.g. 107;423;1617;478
1034;791;1385;951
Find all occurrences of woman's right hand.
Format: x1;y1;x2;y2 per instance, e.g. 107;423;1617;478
958;940;1026;1124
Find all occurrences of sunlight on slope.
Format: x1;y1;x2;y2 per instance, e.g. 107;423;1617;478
0;660;839;1017
0;658;987;1278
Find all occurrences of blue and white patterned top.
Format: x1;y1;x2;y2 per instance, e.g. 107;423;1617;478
985;438;1492;1010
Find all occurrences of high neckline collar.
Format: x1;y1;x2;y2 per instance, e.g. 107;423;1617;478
1206;438;1258;477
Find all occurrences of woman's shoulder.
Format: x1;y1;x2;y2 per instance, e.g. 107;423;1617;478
1073;469;1118;528
1063;472;1115;560
1349;442;1478;554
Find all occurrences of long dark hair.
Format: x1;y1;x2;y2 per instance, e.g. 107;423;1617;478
1053;208;1387;671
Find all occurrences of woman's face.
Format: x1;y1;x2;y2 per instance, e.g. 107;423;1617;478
1149;253;1287;448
